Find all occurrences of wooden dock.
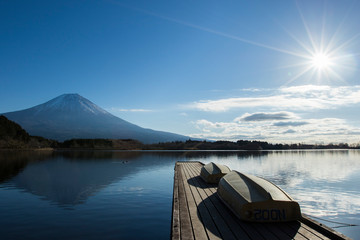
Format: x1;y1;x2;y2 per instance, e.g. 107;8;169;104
171;161;351;240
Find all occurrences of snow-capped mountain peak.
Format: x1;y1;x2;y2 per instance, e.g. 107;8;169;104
34;94;110;115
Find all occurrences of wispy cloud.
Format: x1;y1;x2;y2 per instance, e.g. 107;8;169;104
273;121;309;127
236;111;297;122
186;85;360;112
107;107;153;112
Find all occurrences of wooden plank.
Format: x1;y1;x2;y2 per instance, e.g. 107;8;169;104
176;164;194;240
178;163;209;240
300;223;331;240
171;163;180;240
277;221;310;240
262;223;296;240
300;215;352;240
181;163;222;240
182;163;237;240
286;221;329;240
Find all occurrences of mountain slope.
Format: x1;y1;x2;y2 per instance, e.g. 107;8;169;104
2;94;189;143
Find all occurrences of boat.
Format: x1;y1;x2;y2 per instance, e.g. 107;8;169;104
217;170;301;222
200;162;231;183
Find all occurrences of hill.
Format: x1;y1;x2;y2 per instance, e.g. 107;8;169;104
0;115;56;149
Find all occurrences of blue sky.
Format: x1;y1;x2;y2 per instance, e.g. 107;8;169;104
1;0;360;144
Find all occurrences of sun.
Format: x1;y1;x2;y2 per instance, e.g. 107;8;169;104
277;2;358;85
311;52;333;70
280;27;357;85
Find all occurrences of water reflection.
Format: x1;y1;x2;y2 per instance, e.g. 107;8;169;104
0;150;53;183
0;151;180;207
0;150;359;239
1;150;359;210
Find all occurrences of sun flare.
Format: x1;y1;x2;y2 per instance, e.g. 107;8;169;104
311;52;333;70
278;2;359;85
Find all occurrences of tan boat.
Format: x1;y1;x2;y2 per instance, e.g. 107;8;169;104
217;170;301;222
200;162;231;183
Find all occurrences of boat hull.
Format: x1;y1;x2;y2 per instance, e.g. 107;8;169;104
217;171;301;222
200;162;231;184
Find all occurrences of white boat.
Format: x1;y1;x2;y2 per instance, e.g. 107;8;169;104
217;170;301;222
200;162;231;183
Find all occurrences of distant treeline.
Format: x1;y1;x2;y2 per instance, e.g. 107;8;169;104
1;115;359;150
145;140;359;150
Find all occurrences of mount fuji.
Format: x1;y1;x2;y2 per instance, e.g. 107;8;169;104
2;94;190;143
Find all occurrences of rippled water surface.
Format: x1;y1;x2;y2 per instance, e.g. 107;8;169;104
0;150;359;239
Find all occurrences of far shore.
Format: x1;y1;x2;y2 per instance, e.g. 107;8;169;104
1;139;359;151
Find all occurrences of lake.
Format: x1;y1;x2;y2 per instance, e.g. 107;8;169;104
0;150;359;239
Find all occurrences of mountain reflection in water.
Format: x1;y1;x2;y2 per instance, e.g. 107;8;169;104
0;151;181;206
0;150;359;239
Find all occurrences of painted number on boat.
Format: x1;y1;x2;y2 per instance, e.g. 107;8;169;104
254;209;286;221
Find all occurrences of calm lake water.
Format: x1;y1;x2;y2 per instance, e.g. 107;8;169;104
0;150;359;239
